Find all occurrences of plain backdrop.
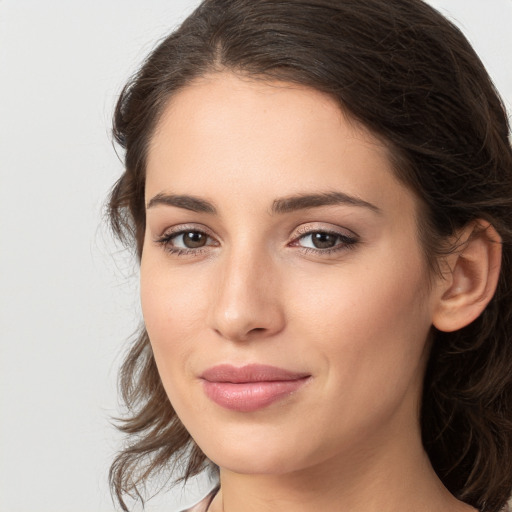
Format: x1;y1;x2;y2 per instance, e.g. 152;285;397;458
0;1;510;511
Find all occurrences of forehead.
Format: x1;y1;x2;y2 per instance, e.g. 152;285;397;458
146;72;414;218
149;72;385;160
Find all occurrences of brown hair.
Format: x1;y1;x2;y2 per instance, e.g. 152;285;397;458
108;1;512;510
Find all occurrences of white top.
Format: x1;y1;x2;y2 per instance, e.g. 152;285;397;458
180;489;217;512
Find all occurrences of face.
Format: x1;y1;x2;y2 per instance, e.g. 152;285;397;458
141;72;440;476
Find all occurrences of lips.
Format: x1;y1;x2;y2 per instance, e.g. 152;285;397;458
200;364;310;412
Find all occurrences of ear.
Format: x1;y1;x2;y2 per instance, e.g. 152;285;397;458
432;221;502;333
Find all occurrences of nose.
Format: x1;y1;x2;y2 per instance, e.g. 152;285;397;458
208;247;285;342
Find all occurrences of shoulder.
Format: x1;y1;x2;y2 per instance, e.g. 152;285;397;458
180;488;218;512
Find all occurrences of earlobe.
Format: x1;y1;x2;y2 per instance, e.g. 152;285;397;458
432;221;502;333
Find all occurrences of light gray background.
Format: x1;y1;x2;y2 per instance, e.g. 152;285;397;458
0;1;511;511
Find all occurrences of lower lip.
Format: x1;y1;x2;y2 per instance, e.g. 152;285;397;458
202;378;309;412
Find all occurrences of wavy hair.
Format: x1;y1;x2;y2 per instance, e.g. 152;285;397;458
107;1;512;510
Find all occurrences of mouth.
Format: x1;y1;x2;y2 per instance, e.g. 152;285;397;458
200;364;311;412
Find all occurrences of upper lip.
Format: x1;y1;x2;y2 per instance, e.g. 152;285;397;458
200;364;310;383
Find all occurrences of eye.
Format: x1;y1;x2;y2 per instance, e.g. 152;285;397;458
154;227;219;255
172;231;209;249
299;232;342;249
292;228;359;254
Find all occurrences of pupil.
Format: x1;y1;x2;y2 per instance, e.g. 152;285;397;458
312;232;337;249
184;232;206;248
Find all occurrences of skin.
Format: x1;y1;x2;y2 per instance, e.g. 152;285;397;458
141;72;478;512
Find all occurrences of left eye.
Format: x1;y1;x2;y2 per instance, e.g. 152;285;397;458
297;231;354;250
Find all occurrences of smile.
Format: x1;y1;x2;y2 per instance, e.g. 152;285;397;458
200;364;311;412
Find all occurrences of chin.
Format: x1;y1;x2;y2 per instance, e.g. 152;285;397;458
193;426;326;477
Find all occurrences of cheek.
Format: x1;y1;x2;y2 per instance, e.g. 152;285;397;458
282;273;430;453
140;257;208;383
288;249;432;395
291;252;429;337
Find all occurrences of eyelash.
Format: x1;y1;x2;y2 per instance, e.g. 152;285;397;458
291;226;359;255
154;225;359;257
154;226;215;257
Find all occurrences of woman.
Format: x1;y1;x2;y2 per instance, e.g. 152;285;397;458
107;0;512;511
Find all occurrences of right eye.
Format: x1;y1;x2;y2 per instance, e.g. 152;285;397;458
155;228;219;255
170;231;209;249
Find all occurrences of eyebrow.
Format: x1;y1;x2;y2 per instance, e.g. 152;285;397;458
271;191;380;215
146;191;380;215
147;193;217;213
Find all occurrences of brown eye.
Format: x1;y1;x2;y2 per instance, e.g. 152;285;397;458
180;231;208;248
156;230;213;251
310;232;338;249
295;230;358;253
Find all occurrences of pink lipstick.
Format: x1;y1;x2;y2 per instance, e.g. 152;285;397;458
200;364;310;412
